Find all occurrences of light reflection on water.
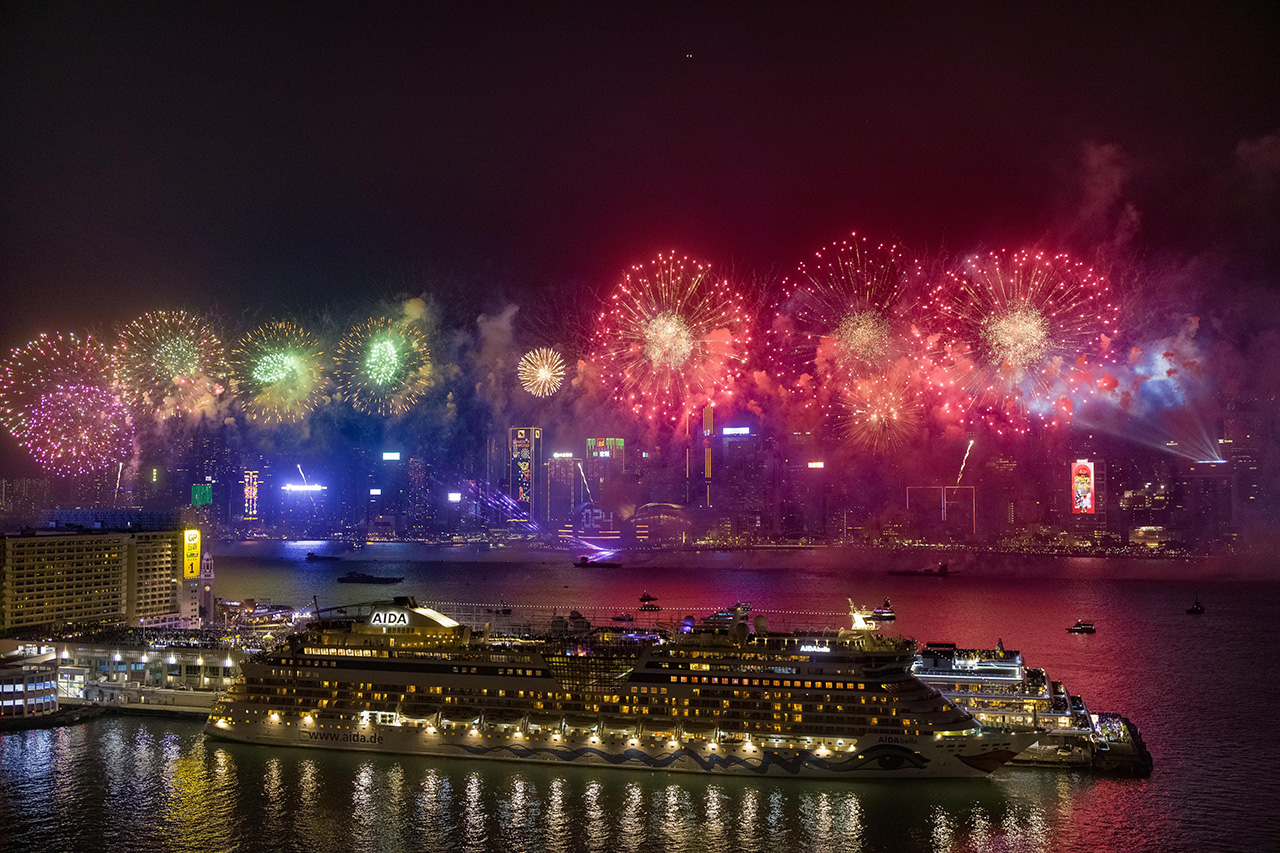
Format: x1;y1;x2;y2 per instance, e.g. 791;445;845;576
4;566;1279;852
0;714;1212;853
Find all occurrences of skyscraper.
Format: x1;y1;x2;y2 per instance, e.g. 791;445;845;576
509;427;543;521
545;453;584;526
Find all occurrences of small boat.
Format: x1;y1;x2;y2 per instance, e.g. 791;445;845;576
336;571;404;585
611;613;635;623
1186;598;1205;615
306;552;342;562
486;602;513;616
872;598;896;621
639;591;658;602
888;563;956;578
1067;620;1096;634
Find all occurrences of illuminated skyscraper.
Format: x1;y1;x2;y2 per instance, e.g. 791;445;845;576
545;453;584;526
509;428;543;521
583;438;624;502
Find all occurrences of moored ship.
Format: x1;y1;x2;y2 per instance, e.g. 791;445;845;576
913;642;1153;774
205;597;1037;778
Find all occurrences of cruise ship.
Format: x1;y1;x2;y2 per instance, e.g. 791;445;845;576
913;642;1151;774
205;597;1038;778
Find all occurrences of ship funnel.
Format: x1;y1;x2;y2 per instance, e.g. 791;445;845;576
753;614;768;636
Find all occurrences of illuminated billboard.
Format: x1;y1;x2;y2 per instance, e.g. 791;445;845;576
1071;460;1095;514
183;529;201;578
243;470;259;519
509;427;542;516
382;451;401;461
191;484;212;507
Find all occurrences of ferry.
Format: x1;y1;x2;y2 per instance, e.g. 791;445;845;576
205;598;1037;778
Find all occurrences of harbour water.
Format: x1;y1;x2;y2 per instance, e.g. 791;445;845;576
2;543;1277;852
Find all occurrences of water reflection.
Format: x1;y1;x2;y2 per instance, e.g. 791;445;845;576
462;770;486;852
0;716;1264;852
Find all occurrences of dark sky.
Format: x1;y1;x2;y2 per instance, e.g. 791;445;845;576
2;1;1278;348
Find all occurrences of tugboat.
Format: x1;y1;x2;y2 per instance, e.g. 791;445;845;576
1186;598;1205;615
1067;619;1096;634
611;612;635;623
872;598;897;621
639;591;661;612
337;570;404;585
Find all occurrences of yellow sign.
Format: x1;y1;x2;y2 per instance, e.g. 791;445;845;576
183;529;201;578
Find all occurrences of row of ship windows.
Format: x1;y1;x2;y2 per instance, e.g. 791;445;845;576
668;676;875;691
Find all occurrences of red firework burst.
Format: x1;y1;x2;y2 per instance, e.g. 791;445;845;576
924;250;1120;429
589;253;753;423
777;234;930;386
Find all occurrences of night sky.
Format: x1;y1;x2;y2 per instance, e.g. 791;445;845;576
3;2;1278;347
1;3;1279;482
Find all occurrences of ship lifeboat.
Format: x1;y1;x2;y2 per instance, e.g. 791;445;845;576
680;719;717;737
486;708;526;727
524;711;563;731
563;714;600;733
397;701;441;723
440;708;482;726
600;715;637;734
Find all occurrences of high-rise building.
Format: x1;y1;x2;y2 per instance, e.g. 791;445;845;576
780;432;827;537
583;438;624;504
509;428;543;521
1174;459;1234;546
406;456;433;532
545;453;585;526
715;425;773;538
1067;458;1108;541
0;528;195;632
240;466;262;522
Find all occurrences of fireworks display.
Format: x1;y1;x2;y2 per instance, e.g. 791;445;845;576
927;250;1119;419
590;254;752;422
780;236;929;383
334;318;431;415
0;332;112;440
836;372;923;453
0;236;1139;488
112;310;228;416
24;384;133;477
0;332;131;476
518;347;566;397
231;321;326;423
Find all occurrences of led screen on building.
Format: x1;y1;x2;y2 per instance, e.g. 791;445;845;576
243;470;259;519
191;484;212;507
511;428;535;504
1072;460;1095;514
183;529;202;578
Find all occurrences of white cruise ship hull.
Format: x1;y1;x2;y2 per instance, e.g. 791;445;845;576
205;717;1034;779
